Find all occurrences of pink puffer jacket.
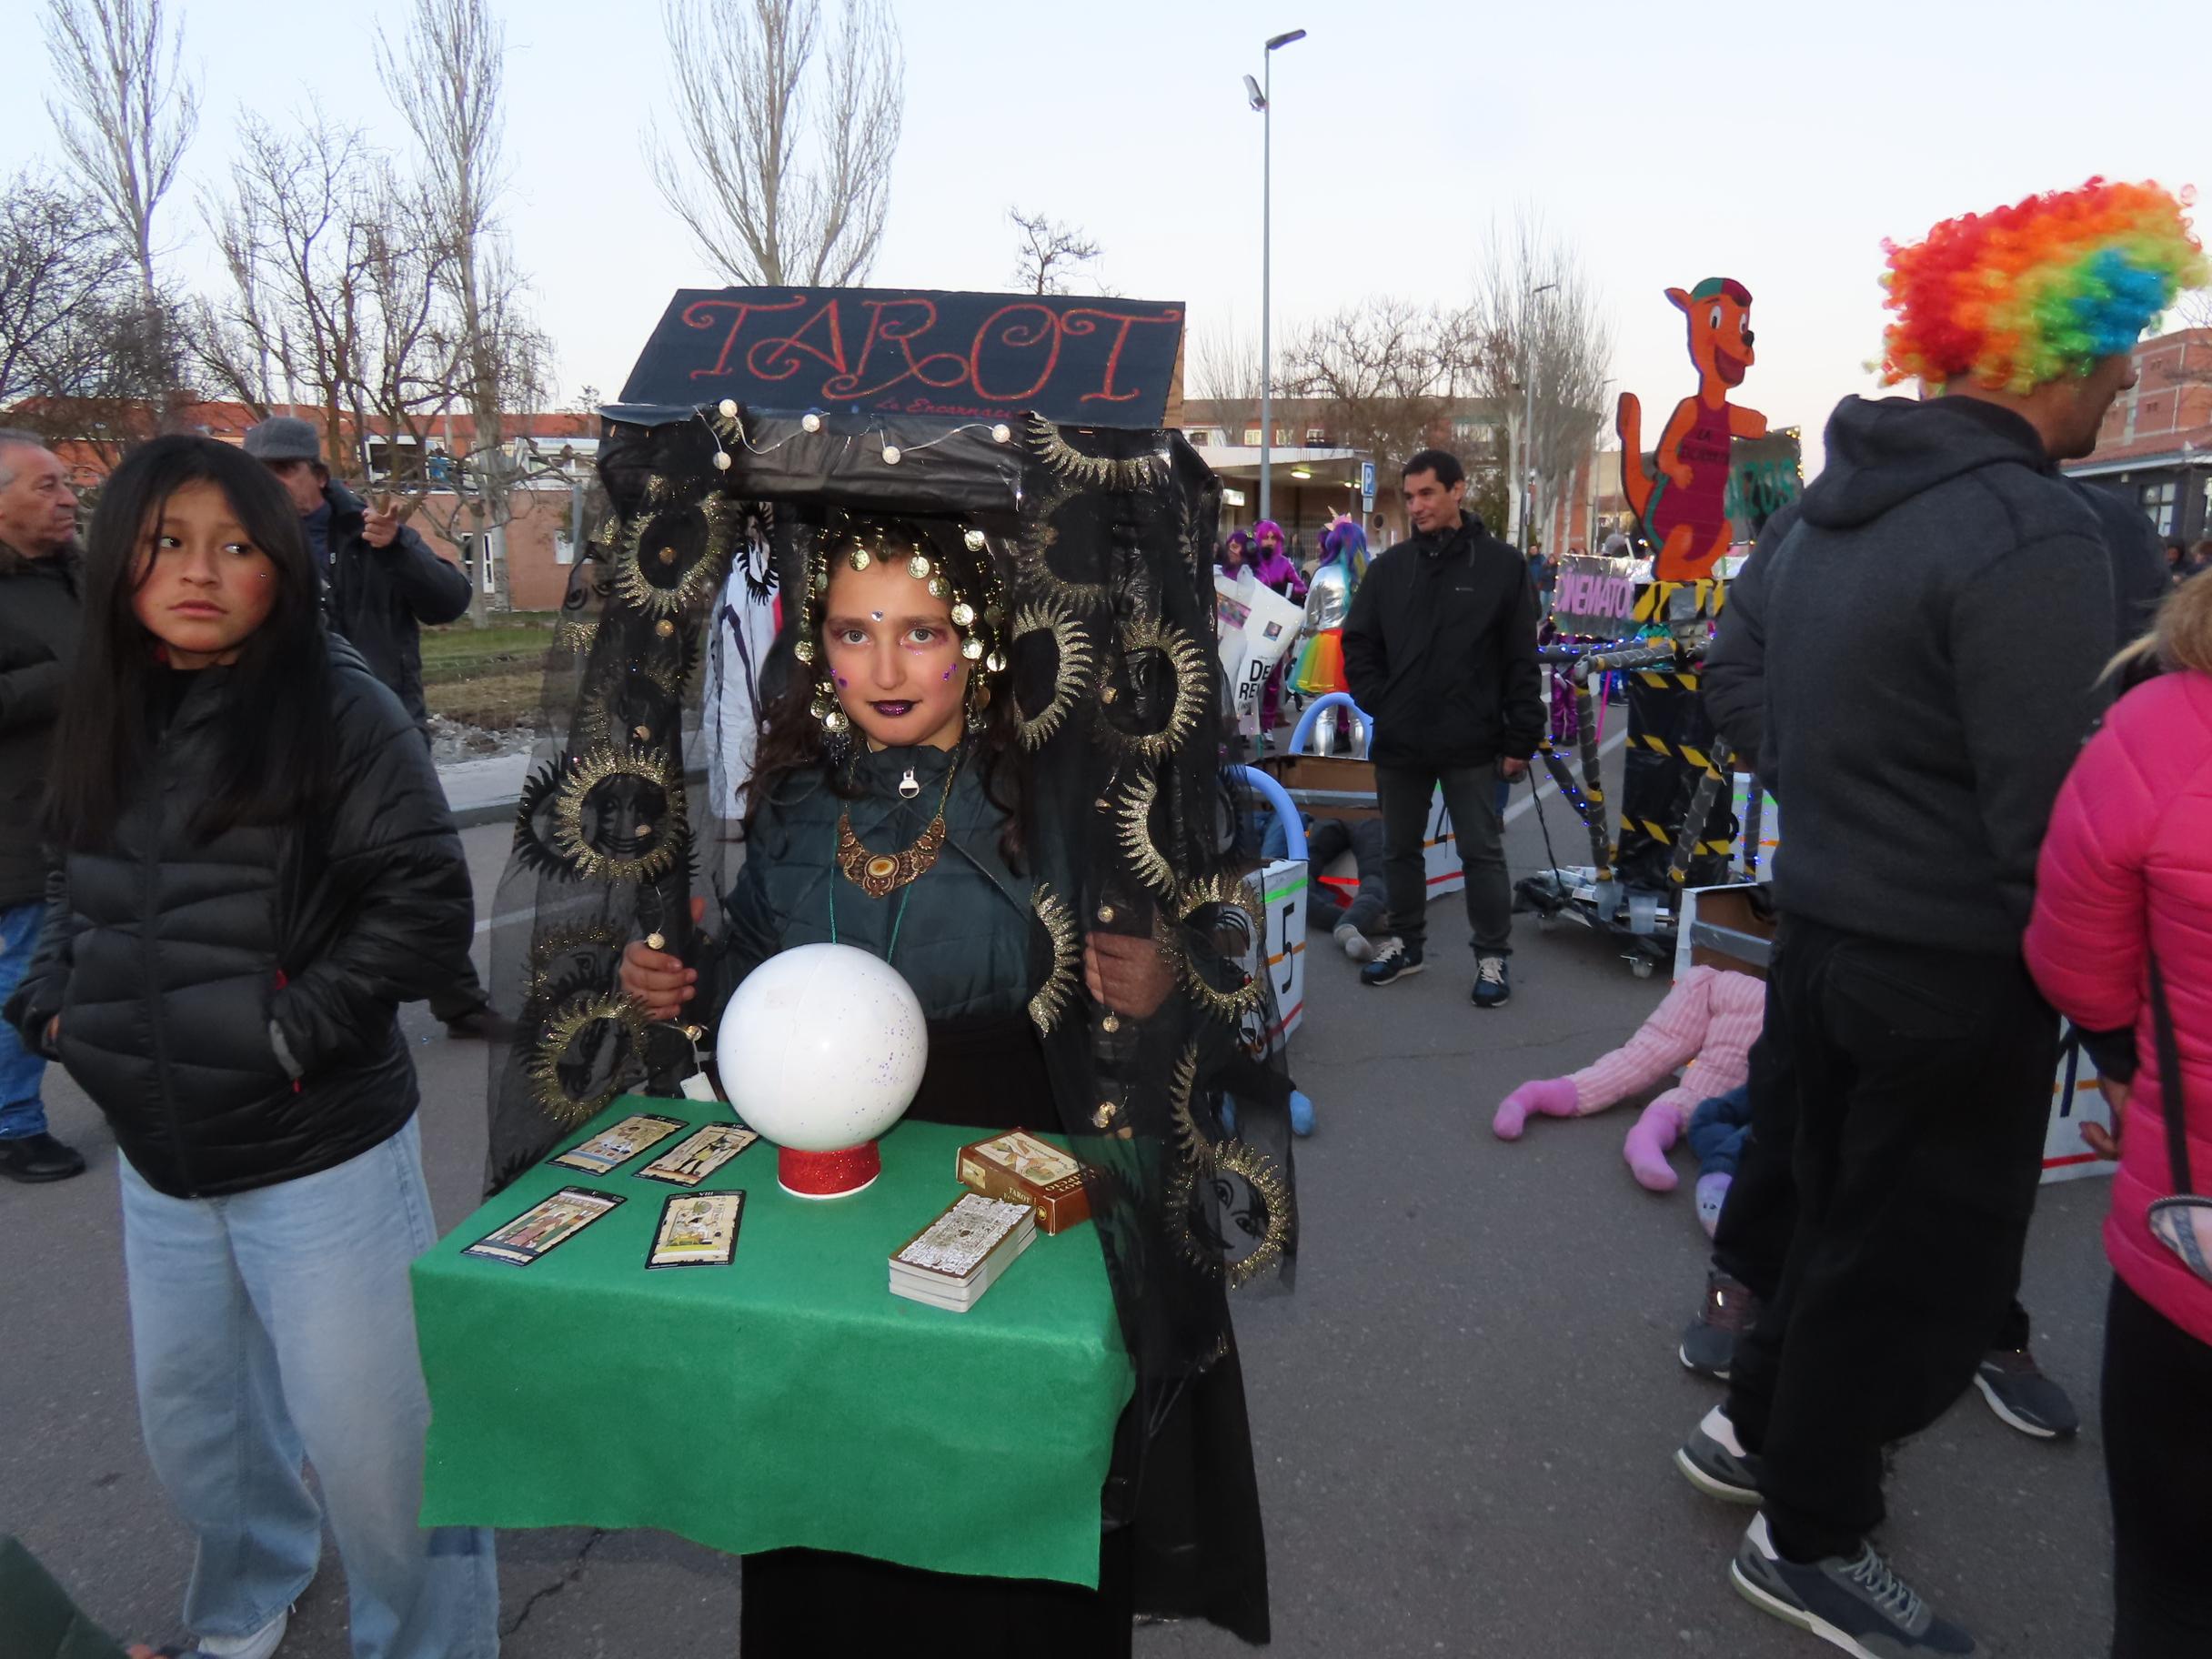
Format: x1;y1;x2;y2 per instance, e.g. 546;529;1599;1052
2026;670;2212;1348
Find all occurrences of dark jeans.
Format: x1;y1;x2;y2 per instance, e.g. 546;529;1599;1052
1725;917;2056;1562
2104;1277;2212;1658
1375;761;1511;959
1714;1018;2032;1350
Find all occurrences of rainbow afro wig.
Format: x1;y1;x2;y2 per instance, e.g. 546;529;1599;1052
1879;178;2206;391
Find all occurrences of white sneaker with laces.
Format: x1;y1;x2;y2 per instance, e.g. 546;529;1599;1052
195;1608;288;1659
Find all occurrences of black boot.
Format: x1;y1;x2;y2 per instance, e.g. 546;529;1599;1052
0;1132;86;1183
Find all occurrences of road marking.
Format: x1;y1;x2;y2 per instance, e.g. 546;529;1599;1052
1504;729;1628;824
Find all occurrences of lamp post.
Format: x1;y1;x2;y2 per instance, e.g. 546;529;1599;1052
1244;26;1305;528
1517;280;1557;551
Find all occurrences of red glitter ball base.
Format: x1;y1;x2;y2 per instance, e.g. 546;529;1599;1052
778;1141;881;1199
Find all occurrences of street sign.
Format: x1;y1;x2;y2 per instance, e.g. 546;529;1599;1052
1359;459;1376;513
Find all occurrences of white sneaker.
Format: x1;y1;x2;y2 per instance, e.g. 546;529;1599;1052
1333;921;1376;963
195;1609;288;1659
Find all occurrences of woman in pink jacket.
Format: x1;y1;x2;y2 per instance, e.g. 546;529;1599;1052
2026;578;2212;1659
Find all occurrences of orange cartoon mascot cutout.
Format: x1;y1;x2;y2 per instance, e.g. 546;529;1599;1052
1615;278;1767;581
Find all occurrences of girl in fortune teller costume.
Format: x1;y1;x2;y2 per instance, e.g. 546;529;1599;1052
608;479;1294;1651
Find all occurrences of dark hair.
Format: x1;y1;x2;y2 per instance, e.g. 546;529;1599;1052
1402;448;1465;489
45;435;334;849
744;518;1028;868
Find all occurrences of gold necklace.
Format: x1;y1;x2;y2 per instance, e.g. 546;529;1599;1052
837;756;961;899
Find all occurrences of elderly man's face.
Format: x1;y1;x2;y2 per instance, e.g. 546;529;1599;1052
263;457;328;516
0;442;79;556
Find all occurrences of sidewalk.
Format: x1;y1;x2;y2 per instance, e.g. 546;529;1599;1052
439;751;536;828
437;744;709;830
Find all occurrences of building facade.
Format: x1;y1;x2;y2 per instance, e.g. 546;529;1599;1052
2064;327;2212;549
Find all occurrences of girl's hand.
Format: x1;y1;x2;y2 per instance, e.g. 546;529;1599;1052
1085;933;1174;1021
44;1015;58;1049
620;941;696;1020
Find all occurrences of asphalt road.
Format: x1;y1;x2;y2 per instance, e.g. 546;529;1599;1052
3;755;2118;1657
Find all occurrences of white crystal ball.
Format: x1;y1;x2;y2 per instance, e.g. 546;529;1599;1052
716;944;928;1151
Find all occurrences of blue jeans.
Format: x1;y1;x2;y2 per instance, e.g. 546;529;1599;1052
119;1118;498;1658
0;900;49;1138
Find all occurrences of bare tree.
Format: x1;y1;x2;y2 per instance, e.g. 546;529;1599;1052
0;169;136;407
1190;316;1265;405
1279;297;1460;478
378;0;550;620
42;0;198;306
1460;208;1613;548
0;172;185;460
196;116;379;469
647;0;903;286
1008;208;1101;296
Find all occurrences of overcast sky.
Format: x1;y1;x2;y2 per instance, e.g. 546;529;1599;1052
5;0;2199;476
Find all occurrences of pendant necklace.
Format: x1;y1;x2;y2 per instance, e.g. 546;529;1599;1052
835;753;961;900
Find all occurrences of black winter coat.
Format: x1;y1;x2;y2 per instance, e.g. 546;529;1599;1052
1341;516;1543;767
321;481;472;729
5;642;472;1198
0;541;82;910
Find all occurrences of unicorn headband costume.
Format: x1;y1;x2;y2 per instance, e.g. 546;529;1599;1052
1879;177;2206;393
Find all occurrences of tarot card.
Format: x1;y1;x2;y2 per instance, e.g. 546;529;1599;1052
548;1112;687;1176
635;1123;759;1188
891;1193;1031;1283
647;1191;745;1269
464;1186;624;1266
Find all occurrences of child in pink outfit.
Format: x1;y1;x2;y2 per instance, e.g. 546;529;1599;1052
1493;964;1765;1192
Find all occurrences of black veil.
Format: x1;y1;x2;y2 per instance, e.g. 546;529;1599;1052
478;400;1298;1634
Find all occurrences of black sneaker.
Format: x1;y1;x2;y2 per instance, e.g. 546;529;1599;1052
1681;1269;1763;1381
1675;1403;1764;1504
1973;1346;2080;1440
1731;1513;1978;1656
1471;955;1511;1009
1359;939;1424;987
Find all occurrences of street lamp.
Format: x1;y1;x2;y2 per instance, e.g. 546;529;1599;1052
1518;280;1557;549
1246;26;1306;527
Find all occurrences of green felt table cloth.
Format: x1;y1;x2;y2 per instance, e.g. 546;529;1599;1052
412;1098;1133;1586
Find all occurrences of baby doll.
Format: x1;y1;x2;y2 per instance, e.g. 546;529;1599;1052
1492;964;1765;1192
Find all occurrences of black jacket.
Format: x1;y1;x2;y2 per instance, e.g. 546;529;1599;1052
1700;501;1800;770
1705;478;2165;786
321;481;472;729
5;641;471;1198
1342;516;1543;767
1760;395;2116;951
0;541;82;910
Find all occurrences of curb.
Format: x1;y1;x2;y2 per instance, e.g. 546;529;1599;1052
442;765;710;834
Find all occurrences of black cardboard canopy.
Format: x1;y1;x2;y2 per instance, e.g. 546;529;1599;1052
606;287;1186;431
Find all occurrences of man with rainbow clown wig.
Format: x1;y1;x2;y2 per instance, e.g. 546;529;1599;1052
1671;179;2204;1659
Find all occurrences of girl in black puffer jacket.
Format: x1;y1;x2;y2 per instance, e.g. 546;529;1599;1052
5;437;498;1659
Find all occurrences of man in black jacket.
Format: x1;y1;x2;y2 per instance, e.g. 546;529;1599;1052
1681;481;2167;1430
243;417;496;1037
1342;448;1543;1007
1673;186;2180;1652
243;417;472;730
0;432;86;1182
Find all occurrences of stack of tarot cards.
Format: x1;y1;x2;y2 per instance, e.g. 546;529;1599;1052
888;1192;1036;1312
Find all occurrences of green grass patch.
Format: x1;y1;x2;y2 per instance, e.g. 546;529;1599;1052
418;612;562;684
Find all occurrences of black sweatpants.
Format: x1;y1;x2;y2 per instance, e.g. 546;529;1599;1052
2103;1276;2212;1658
1724;917;2056;1562
1375;761;1511;960
1714;1014;2033;1352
